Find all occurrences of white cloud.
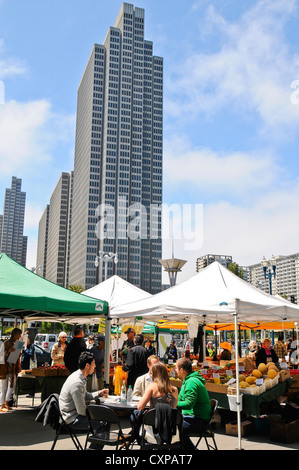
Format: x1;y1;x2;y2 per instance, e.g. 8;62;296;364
165;0;299;135
162;181;299;284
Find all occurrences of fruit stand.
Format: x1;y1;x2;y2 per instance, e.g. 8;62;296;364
17;365;70;402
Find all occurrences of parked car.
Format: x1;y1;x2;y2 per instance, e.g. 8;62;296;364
33;344;52;367
34;333;58;352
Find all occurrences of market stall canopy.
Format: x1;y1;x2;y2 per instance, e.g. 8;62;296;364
0;253;108;320
59;275;152;325
110;261;299;324
83;275;152;308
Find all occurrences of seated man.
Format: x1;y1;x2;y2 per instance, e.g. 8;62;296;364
59;350;109;447
133;355;159;398
175;357;211;451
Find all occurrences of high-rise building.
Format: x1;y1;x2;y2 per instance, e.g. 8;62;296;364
247;253;299;303
36;173;71;286
68;3;163;293
0;176;27;266
196;254;233;272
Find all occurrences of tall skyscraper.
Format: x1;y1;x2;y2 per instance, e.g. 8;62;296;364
68;3;163;293
0;176;27;266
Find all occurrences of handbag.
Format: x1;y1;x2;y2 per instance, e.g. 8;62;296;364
0;363;9;379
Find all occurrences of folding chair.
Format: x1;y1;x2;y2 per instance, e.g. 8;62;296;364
15;375;36;407
140;405;184;451
189;399;218;450
35;393;84;450
84;404;131;450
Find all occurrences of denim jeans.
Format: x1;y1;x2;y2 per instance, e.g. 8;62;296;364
182;415;209;450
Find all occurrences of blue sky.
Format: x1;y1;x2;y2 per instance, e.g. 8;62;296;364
0;0;299;283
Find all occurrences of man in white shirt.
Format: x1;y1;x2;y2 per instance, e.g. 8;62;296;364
132;355;159;398
59;351;109;434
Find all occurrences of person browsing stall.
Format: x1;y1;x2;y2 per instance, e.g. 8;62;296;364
255;338;279;367
122;334;149;388
64;326;86;373
51;331;68;366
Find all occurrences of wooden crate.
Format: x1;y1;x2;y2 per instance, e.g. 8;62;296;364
31;368;57;377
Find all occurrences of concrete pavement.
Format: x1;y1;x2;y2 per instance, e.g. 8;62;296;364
0;392;298;453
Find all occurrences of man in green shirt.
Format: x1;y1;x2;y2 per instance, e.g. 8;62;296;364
175;357;211;450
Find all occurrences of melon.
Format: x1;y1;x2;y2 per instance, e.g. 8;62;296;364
239;381;248;388
268;365;279;372
239;374;246;382
268;369;277;379
246;376;257;385
266;362;275;369
252;369;262;379
258;363;267;373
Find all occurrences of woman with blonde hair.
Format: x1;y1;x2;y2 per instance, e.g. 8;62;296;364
137;362;178;411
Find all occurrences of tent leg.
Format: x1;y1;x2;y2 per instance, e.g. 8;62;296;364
104;309;111;389
233;311;243;451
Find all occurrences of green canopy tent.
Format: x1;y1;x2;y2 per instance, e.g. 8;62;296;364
0;253;108;321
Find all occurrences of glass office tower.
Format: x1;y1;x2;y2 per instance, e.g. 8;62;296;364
68;3;163;293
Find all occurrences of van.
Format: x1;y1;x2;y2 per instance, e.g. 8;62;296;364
34;333;58;352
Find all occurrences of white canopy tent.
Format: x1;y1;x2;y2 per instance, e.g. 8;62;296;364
82;275;152;387
110;262;299;450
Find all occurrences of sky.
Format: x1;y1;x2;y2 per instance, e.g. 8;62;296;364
0;0;299;284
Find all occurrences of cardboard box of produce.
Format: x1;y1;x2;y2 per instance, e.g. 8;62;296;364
269;415;299;443
226;420;254;437
205;381;228;394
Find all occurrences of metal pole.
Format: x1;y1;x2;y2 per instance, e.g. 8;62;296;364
233;305;242;450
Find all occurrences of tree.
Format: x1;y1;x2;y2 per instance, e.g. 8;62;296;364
67;284;85;293
228;262;244;279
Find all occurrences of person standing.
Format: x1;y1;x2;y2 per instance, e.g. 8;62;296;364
255;338;279;367
122;334;149;388
64;326;87;373
119;328;135;362
175;357;211;451
21;333;37;370
0;328;22;412
273;334;288;361
51;331;68;365
90;335;105;390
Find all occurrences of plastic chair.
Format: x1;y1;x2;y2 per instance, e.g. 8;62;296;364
84;404;131;450
140;404;184;450
15;375;36;407
189;399;218;450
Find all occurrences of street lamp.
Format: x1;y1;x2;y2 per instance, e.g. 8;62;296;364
261;255;277;295
95;251;118;281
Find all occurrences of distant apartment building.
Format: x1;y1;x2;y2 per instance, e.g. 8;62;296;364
247;253;299;303
36;173;71;287
196;254;233;272
0;176;27;266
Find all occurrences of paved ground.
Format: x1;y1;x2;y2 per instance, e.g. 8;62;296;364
0;393;298;455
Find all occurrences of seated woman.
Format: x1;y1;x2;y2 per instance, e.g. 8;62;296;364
129;362;178;444
137;362;178;411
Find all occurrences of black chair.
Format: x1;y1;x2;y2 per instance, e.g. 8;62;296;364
15;375;36;407
35;393;84;450
140;404;184;451
189;399;218;450
84;404;131;450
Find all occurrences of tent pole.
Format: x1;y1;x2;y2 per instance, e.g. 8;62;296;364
104;309;111;389
233;306;242;450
